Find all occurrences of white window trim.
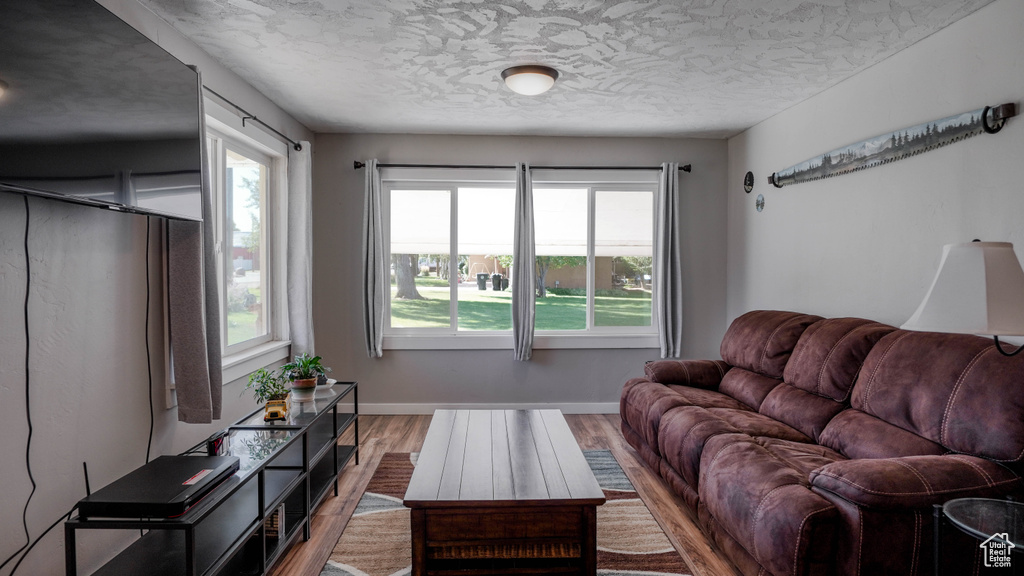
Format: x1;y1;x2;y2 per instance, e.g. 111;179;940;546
380;170;659;349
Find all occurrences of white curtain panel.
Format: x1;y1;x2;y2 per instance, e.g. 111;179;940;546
362;159;386;358
287;141;315;356
655;162;683;358
512;162;536;361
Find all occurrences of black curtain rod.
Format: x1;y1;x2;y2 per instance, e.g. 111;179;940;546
203;86;303;151
353;161;691;172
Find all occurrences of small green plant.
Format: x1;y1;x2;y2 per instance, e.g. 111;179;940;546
280;353;331;381
244;367;289;403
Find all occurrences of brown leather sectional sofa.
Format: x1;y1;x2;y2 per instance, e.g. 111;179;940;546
620;310;1024;576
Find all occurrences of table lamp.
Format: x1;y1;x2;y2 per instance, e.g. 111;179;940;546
901;241;1024;356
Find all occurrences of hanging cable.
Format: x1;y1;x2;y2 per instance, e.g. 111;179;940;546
0;196;37;574
145;216;155;463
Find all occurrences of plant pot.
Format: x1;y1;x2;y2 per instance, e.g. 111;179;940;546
290;378;317;402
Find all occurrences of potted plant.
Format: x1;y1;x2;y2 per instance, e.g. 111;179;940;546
244;367;290;421
281;353;330;402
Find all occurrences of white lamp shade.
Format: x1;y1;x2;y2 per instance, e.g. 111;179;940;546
902;242;1024;336
501;66;558;96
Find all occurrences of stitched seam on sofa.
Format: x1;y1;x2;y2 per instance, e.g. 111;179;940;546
815;323;864;398
674;414;723;454
939;347;988;448
858;331;910;414
681;361;692;385
751;484;792;561
667;411;726;468
786;322;814;391
703;441;744;481
947;454;995;486
715;361;728;381
815;470;1021;496
759;319;791;377
892;459;933;494
790;505;834;576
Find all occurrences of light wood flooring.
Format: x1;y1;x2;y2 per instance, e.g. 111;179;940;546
269;414;742;576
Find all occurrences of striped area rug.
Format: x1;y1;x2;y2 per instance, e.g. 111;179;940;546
320;450;692;576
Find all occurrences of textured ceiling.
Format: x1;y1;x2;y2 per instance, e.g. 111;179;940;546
139;0;994;138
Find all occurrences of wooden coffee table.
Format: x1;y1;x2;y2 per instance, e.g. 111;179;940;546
404;409;606;575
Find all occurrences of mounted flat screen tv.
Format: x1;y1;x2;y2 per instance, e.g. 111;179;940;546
0;0;204;221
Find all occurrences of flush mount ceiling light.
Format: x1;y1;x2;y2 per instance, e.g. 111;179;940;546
501;65;559;96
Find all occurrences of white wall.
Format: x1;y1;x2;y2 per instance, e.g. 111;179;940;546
0;3;311;575
726;0;1024;327
311;133;729;413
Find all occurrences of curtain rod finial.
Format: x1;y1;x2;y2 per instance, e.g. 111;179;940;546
681;164;691;173
354;161;366;169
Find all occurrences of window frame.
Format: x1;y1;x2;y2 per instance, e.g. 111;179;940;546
532;182;657;337
380;169;660;350
383;180;518;336
204;108;290;371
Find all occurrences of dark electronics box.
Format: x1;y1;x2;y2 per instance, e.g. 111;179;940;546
78;455;240;519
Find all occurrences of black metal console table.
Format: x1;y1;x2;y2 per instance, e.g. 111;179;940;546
65;381;358;576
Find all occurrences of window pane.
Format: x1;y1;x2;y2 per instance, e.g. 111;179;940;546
225;148;268;346
390;189;450;328
595;190;653;327
534;188;587;331
458;188;514;331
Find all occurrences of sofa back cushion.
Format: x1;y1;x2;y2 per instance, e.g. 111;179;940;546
752;318;896;441
783;318;896;402
847;330;1024;462
720;310;822;378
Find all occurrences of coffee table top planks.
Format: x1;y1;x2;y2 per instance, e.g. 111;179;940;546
404;409;606;508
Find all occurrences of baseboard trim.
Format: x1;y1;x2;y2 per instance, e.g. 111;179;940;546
359;403;620;415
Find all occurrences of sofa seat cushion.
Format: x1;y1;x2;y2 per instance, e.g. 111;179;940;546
753;437;846;478
700;434;839;576
819;409;946;460
707;407;811;443
758;383;846;442
664;385;752;411
659;405;742;487
810;454;1024;510
621;379;752;458
620;378;685;454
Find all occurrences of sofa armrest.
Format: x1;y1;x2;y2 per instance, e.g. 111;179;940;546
810;454;1023;510
643;359;729;389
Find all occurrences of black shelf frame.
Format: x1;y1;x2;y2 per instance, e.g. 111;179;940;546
66;381;358;576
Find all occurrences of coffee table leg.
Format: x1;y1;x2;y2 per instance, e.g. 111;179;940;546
583;506;597;576
411;508;427;576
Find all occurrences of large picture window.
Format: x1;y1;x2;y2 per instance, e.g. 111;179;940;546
382;169;657;345
207;130;280;355
385;181;516;333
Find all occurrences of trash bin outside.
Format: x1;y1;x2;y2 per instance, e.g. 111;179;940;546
491;274;502;291
476;273;489;290
501;278;509;291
